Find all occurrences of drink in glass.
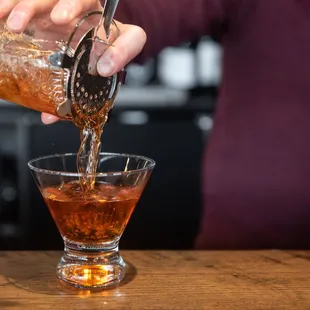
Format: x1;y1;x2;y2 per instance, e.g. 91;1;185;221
28;152;155;289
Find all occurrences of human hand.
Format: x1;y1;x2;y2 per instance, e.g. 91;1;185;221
0;0;146;124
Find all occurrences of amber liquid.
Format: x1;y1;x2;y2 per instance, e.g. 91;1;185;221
73;114;110;192
0;36;69;116
43;181;141;244
0;30;131;243
0;30;115;191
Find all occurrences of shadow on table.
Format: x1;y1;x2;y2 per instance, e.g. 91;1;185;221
0;252;137;296
0;300;23;309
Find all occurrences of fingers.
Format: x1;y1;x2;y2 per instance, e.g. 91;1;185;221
4;0;58;32
50;0;100;25
97;23;147;77
0;0;18;20
41;113;59;125
2;0;99;32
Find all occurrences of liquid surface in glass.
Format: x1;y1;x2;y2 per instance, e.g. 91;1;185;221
43;181;141;244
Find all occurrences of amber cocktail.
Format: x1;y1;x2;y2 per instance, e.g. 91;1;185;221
28;153;155;289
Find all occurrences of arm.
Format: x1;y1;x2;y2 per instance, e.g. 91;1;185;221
114;0;228;59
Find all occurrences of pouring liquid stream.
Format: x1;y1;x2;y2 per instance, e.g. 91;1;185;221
0;35;113;193
0;17;119;193
72;98;114;192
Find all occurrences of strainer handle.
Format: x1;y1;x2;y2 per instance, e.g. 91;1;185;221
101;0;119;38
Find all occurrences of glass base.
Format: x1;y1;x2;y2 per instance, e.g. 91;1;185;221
57;242;126;289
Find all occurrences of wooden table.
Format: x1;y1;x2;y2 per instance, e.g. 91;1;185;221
0;251;310;309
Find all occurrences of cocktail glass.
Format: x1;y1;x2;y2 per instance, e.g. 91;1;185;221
28;152;155;289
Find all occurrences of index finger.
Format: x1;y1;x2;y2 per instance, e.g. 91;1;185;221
2;0;100;33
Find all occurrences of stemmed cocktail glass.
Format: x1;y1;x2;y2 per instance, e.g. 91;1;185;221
28;152;155;289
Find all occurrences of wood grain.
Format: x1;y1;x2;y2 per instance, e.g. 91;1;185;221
0;251;310;309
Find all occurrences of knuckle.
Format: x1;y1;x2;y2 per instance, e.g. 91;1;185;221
133;25;147;44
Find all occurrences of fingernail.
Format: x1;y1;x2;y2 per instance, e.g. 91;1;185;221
97;50;115;76
51;3;73;22
7;11;27;31
44;115;58;125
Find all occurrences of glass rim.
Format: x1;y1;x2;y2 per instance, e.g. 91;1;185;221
28;152;156;177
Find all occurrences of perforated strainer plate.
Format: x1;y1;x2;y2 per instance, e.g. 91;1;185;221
70;37;117;116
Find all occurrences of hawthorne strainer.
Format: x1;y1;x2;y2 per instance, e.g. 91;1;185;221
50;1;125;120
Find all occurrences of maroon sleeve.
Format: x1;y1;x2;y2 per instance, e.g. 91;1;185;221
105;0;231;60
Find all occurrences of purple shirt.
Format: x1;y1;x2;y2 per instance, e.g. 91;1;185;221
113;0;310;249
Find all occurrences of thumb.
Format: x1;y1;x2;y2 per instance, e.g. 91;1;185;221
97;24;147;77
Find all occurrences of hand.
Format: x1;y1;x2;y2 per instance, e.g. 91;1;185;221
0;0;146;124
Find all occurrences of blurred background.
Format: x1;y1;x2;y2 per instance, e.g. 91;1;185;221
0;37;222;250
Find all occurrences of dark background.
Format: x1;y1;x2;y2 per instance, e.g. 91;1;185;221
0;37;221;250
